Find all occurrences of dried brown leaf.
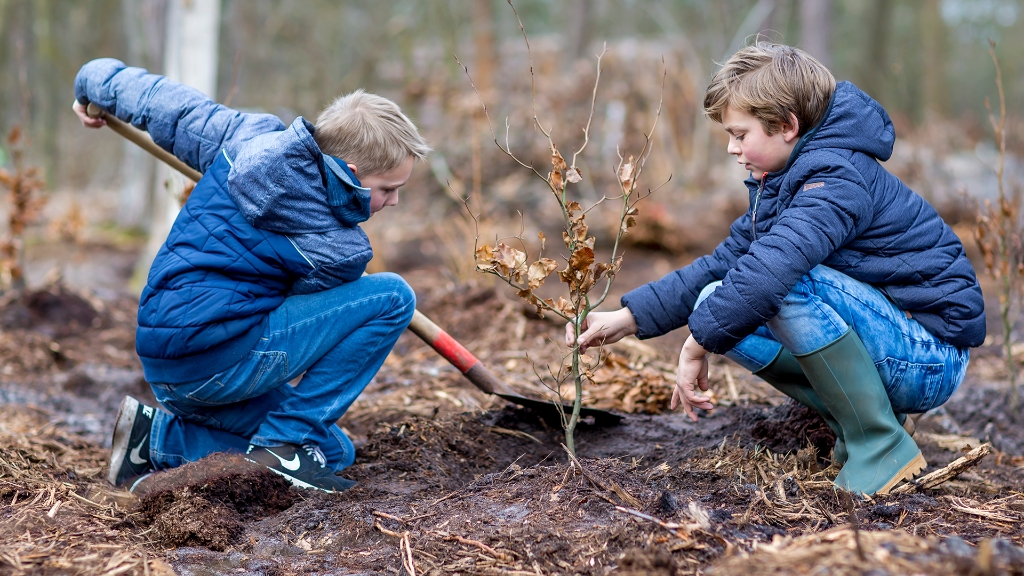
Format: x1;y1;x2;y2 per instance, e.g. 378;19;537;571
548;147;567;191
493;243;527;280
527;258;558;289
570;246;595;270
566;167;582;184
555;296;576;317
619;156;635;191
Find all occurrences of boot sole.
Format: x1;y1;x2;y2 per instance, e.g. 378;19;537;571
875;452;927;495
107;397;140;486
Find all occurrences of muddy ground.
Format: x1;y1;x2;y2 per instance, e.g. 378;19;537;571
1;244;1023;575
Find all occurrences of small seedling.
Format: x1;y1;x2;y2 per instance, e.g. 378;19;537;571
459;1;665;455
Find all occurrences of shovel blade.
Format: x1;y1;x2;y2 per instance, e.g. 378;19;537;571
495;393;622;426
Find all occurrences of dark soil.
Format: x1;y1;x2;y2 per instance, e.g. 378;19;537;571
2;272;1024;575
130;454;298;551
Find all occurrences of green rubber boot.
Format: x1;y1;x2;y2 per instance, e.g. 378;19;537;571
754;349;848;465
794;329;927;495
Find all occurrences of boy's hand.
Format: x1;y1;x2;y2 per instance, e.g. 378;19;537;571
564;307;638;353
72;100;106;129
672;335;715;422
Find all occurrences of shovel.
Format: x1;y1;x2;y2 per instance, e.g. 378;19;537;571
85;104;621;426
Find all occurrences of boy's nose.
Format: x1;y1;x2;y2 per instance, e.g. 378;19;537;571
727;140;740;155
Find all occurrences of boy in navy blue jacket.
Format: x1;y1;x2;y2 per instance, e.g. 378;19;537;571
567;43;985;495
73;58;430;492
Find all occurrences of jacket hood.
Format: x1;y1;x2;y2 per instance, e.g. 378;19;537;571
226;117;370;234
798;81;896;162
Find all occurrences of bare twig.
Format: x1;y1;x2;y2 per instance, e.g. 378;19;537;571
505;0;551;139
891;443;993;494
571;43;608;169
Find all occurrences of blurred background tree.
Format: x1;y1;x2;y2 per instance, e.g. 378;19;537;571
0;0;1020;298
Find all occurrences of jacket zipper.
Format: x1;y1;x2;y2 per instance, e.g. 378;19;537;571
751;172;768;241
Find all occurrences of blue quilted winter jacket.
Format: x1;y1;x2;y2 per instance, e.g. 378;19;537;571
621;82;986;354
75;59;376;383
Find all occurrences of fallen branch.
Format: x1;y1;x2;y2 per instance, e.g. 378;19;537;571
443;534;514;562
400;531;417;576
613;506;696;540
891;443;992;494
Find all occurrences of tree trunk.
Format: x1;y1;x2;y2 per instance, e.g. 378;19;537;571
118;0;167;230
133;0;220;291
799;0;831;68
919;0;946;121
859;0;893;101
471;0;495;97
567;0;592;60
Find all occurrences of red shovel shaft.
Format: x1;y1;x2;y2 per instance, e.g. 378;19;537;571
407;309;504;395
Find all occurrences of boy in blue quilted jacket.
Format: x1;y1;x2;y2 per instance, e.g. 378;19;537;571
73;58;430;492
566;43;985;495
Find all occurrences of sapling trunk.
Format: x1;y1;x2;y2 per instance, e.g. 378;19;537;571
459;1;664;458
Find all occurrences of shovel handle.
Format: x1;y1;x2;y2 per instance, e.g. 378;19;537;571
86;103;203;183
407;309;504;395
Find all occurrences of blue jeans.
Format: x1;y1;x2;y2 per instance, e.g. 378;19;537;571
147;273;415;473
695;266;969;414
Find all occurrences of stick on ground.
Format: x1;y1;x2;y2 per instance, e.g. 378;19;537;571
892;443;993;494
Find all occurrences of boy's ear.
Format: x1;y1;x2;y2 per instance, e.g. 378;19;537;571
347;163;358;176
782;113;800;143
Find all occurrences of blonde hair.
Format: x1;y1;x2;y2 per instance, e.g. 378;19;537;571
314;90;431;176
703;42;835;136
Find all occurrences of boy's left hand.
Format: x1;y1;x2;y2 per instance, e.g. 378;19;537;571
673;335;715;422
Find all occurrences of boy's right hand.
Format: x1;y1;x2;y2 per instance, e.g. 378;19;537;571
72;100;106;129
564;307;638;353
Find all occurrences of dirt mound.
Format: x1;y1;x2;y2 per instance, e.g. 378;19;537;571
132;454;298;551
749;402;837;459
0;282;106;337
352;411;558;491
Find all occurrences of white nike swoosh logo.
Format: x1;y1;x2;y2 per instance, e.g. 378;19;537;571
271;450;301;471
129;434;149;466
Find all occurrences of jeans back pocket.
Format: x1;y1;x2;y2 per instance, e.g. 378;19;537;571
184;350;288;406
876;357;944;413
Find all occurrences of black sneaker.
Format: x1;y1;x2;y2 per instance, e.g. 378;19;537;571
108;396;156;488
245;443;356;493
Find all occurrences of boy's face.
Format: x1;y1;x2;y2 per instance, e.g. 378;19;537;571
348;156;415;215
722;106;800;177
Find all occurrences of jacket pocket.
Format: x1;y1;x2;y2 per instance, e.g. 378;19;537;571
875;357;943;413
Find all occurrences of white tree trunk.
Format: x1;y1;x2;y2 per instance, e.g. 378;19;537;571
118;0;166;230
133;0;221;290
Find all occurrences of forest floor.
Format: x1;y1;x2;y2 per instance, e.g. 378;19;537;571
0;238;1023;576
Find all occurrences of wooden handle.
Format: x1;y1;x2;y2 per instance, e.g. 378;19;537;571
407;309;505;395
86;103;202;183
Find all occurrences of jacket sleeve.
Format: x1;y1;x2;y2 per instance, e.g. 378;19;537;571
286;229;373;294
687;158;874;354
74;58;285;175
621;211;753;339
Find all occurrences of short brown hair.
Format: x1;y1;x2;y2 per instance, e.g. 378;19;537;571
703;42;835;136
314;90;431;176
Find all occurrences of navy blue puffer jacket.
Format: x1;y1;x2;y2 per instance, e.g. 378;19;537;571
621;82;986;353
75;59;376;383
